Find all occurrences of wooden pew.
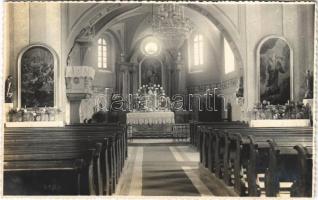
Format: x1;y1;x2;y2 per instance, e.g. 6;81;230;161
5;133;114;195
195;124;313;197
196;123;247;173
190;121;247;148
265;136;312;197
219;128;312;196
5;126;124;195
243;131;312;196
4;139;101;195
4;124;127;195
291;145;312;197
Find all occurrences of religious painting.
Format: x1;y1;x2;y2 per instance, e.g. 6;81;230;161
21;46;54;107
140;57;162;86
260;38;290;105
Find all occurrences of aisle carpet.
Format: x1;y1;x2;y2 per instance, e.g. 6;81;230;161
142;146;200;196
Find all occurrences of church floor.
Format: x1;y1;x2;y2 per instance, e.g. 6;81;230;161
115;139;237;197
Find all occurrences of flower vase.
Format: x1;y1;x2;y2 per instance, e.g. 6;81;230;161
7;113;13;122
12;114;17;122
48;113;55;121
35;115;41;121
264;110;272;119
17;115;22;122
40;113;49;121
259;111;266;120
22;113;29;122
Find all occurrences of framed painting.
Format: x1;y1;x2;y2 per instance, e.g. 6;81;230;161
19;45;55;108
258;37;292;105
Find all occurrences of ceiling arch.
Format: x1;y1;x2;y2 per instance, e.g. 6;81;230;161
67;3;244;70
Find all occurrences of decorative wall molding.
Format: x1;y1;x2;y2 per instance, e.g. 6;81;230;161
187;77;239;94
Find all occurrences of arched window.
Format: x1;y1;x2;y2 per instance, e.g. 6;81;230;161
193;34;204;66
224;38;235;74
98;38;108;69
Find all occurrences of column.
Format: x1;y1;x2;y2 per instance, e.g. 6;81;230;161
120;65;129;99
175;52;186;94
167;66;173;96
174;67;180;94
131;64;138;94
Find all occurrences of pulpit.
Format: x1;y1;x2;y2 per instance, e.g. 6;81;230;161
65;66;95;123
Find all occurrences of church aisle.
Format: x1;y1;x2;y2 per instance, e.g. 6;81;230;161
115;140;237;196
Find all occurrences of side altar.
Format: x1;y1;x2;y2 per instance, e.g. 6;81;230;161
126;84;175;138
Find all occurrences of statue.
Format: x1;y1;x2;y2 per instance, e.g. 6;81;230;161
5;75;14;103
304;69;313;99
236;76;244;98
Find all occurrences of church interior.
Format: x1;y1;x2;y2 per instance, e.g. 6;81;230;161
2;2;316;197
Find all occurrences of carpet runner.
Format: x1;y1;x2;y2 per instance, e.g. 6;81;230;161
142;146;200;196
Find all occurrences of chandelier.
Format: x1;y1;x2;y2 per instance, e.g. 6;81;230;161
152;4;193;48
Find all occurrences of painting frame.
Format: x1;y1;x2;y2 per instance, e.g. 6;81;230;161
138;56;164;88
255;35;294;104
17;44;59;109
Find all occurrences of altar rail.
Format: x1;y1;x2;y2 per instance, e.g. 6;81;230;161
190;121;313;197
128;123;190;140
4;124;127;195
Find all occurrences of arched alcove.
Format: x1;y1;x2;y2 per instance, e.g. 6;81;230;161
18;44;60;109
256;35;293;104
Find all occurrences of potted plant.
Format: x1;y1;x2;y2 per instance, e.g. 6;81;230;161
21;107;30;121
16;109;23;122
40;107;49;121
8;108;17;122
47;108;61;121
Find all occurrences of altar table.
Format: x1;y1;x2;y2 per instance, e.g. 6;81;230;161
126;111;175;125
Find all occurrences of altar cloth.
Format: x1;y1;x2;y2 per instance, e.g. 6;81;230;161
127;111;175;125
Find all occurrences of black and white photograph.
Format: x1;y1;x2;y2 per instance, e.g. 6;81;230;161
1;0;317;198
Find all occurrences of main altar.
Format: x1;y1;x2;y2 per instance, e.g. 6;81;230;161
126;84;175;138
127;112;175;125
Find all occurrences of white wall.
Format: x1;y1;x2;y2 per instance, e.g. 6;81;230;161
243;4;314;115
5;3;69;123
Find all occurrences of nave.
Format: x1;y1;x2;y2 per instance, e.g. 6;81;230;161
4;122;313;197
115;140;236;196
3;1;315;198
